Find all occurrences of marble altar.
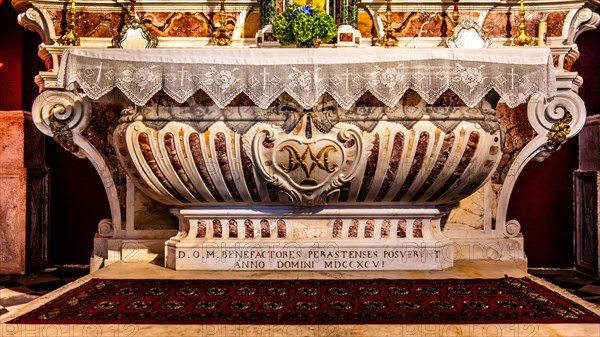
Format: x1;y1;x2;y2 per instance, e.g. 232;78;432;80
13;0;600;272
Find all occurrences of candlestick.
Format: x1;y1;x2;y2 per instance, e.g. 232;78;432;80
379;0;398;47
59;0;80;46
452;0;460;26
513;0;533;46
213;0;232;46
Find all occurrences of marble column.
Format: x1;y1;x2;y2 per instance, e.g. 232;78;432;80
0;111;49;274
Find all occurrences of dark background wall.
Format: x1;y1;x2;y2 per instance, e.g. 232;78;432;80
508;27;600;268
1;0;598;268
1;0;111;265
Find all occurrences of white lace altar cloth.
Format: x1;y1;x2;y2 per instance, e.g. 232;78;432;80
57;47;556;109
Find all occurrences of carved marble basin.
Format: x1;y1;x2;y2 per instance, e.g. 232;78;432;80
113;94;502;207
31;47;574;271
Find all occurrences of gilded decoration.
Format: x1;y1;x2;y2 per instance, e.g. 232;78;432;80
379;0;398;47
513;0;534;46
49;105;79;153
545;112;573;152
57;0;79;46
212;0;233;45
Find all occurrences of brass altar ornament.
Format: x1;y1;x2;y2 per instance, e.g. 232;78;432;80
513;0;534;46
58;0;80;46
545;112;572;152
213;0;233;46
452;0;460;26
278;144;339;186
379;0;398;47
49;105;80;154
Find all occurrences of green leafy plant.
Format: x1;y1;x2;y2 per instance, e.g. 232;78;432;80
272;3;337;47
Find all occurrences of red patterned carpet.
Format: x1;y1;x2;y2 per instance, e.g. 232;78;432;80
10;277;600;324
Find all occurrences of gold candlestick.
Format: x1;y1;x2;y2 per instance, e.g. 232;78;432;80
513;0;533;46
452;0;460;26
59;0;80;46
213;0;232;46
379;0;398;47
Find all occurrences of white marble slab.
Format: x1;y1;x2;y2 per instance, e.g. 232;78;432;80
167;240;454;270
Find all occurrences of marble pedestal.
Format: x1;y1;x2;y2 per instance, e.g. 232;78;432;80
166;206;453;270
0;111;48;274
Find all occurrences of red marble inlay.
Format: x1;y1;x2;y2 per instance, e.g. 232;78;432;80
411;132;456;202
332;219;343;238
260;219;270;238
381;220;391;238
196;220;207;238
244;220;254;238
381;12;469;38
138;132;187;203
228;220;238;238
164;132;206;202
239;138;261;202
277;220;286;238
482;11;567;39
431;91;465;107
413;219;423;238
428;131;480;202
214;132;243;202
397;219;407;238
365;220;375;238
495;103;535;184
49;10;243;38
213;219;222;238
348;220;359;238
375;132;405;201
189;133;224;202
357;133;380;201
392;132;430;202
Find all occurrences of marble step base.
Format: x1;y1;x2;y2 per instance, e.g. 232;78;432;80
165;240;454;271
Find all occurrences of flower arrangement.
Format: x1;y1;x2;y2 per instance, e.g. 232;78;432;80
272;3;337;48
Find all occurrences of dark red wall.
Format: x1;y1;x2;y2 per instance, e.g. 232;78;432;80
508;28;600;268
2;1;111;265
45;139;112;265
0;0;23;109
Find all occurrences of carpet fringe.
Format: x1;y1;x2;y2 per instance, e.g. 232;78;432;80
527;274;600;316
